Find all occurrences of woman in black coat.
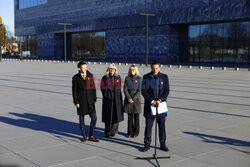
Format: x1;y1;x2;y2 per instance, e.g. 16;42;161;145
101;63;124;137
123;65;142;138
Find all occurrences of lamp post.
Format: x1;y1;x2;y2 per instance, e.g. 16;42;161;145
139;13;155;66
0;24;2;62
58;23;72;61
19;37;23;60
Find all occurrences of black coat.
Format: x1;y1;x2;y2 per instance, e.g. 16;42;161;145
141;72;170;118
72;71;97;116
101;75;124;124
123;75;142;114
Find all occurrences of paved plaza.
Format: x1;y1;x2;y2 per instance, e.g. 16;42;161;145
0;60;249;167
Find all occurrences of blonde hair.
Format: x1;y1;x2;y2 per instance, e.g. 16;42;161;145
128;64;140;77
106;63;119;76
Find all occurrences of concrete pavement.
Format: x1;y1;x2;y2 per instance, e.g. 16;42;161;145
0;60;249;167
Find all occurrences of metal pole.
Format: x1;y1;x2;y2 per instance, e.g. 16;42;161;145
20;38;23;60
146;16;148;66
64;25;66;61
139;13;155;66
58;23;72;62
0;24;2;62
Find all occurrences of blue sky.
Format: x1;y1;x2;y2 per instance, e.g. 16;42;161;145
0;0;14;34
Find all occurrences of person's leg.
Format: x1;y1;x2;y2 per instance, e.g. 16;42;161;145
144;117;154;147
105;122;111;137
158;117;166;146
89;113;97;138
134;114;140;136
111;122;119;136
79;115;87;141
127;113;133;136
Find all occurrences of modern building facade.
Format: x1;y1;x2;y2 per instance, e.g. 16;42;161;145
14;0;250;65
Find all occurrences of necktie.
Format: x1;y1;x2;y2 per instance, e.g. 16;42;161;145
83;74;85;80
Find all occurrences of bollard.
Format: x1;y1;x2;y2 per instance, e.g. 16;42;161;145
235;67;239;71
188;65;192;69
199;66;203;69
169;65;172;68
178;65;182;68
210;66;214;70
222;67;226;70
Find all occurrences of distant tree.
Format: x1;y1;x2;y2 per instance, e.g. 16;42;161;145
0;16;6;46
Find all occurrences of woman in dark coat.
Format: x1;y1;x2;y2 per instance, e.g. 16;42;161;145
101;63;124;137
123;65;142;138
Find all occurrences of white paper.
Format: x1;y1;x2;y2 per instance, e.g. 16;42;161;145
151;101;168;116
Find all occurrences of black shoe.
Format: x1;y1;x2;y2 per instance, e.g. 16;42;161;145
160;145;169;152
141;146;150;152
105;132;111;138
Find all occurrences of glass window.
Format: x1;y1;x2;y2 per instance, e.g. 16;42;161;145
18;35;38;58
72;31;105;60
200;24;211;42
212;23;224;42
189;21;250;64
19;0;47;10
189;25;200;43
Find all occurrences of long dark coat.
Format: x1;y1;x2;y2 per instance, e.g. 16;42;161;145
141;72;170;118
123;75;142;114
101;75;124;124
72;71;97;116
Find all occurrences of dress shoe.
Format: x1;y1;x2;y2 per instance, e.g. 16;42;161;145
133;135;138;138
141;146;150;152
105;132;111;138
82;136;87;142
89;137;99;142
128;134;133;138
160;145;169;152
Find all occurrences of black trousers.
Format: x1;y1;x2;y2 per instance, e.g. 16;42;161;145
79;113;97;138
127;113;140;136
105;122;119;136
144;116;166;147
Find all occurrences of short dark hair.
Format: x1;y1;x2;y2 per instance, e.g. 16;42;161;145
151;61;161;67
77;61;87;68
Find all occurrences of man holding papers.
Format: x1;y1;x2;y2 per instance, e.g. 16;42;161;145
141;61;170;152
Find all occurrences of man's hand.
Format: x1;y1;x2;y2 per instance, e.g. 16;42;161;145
76;104;80;108
151;100;157;106
128;98;134;103
94;101;96;105
152;100;160;107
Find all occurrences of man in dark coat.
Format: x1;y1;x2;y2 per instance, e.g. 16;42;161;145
101;63;124;137
141;61;170;152
72;61;99;142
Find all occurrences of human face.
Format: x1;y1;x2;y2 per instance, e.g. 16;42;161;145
109;68;116;76
151;64;160;75
78;64;87;74
129;67;136;76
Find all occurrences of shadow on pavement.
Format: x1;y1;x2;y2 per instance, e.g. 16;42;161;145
0;112;142;150
184;131;250;154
